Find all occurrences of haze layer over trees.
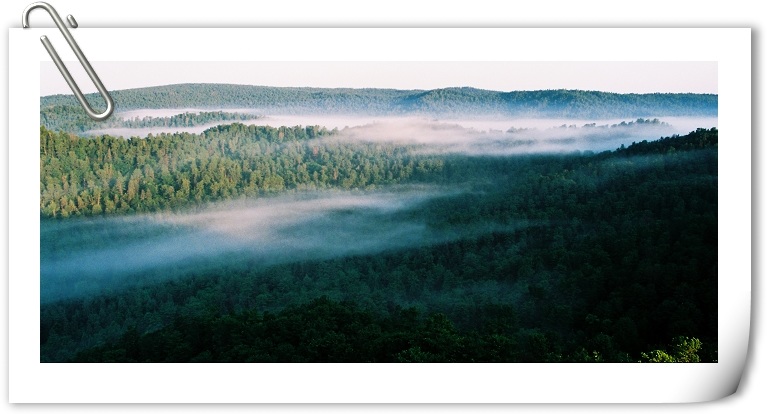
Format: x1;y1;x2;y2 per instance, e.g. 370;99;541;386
40;84;717;133
39;85;718;363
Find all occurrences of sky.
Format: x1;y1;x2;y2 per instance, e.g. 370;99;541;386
40;61;718;97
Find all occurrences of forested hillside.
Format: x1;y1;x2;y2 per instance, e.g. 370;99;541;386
40;107;261;134
40;84;718;123
40;124;445;217
40;127;718;363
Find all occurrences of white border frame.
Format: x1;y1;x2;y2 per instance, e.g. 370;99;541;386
9;27;751;403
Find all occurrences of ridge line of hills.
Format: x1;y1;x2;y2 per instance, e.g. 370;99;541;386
40;83;718;119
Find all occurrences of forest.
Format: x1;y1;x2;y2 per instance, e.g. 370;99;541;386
39;123;447;217
40;84;718;120
40;107;261;134
40;122;718;363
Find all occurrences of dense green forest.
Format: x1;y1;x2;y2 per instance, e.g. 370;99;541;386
40;123;445;217
40;126;717;363
40;107;260;134
41;84;718;120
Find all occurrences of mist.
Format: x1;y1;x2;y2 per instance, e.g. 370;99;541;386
329;116;717;154
40;186;528;303
87;108;716;154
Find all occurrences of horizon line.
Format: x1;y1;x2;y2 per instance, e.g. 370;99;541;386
40;83;720;99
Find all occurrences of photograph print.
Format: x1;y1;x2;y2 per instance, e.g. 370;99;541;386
39;61;718;363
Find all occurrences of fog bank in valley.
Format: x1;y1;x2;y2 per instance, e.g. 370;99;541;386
89;108;716;154
40;187;528;303
330;116;716;154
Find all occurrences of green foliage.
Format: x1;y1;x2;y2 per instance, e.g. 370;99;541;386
70;297;474;362
641;336;703;362
41;128;718;362
616;127;718;156
120;111;260;128
672;336;703;362
41;106;260;134
39;124;446;218
69;299;711;363
640;349;677;363
41;84;718;120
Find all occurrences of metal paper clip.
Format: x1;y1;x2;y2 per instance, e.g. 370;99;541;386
23;2;114;121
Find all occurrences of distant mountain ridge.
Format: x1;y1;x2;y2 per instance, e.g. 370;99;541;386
40;83;718;119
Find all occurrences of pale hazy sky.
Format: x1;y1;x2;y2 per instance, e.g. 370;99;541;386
40;61;717;96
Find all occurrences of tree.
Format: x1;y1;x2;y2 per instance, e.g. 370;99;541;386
641;337;702;363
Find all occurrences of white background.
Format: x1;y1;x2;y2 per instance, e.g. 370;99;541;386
2;0;761;412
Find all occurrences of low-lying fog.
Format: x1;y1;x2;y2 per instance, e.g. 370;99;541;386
40;187;529;303
328;117;714;154
88;109;717;154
